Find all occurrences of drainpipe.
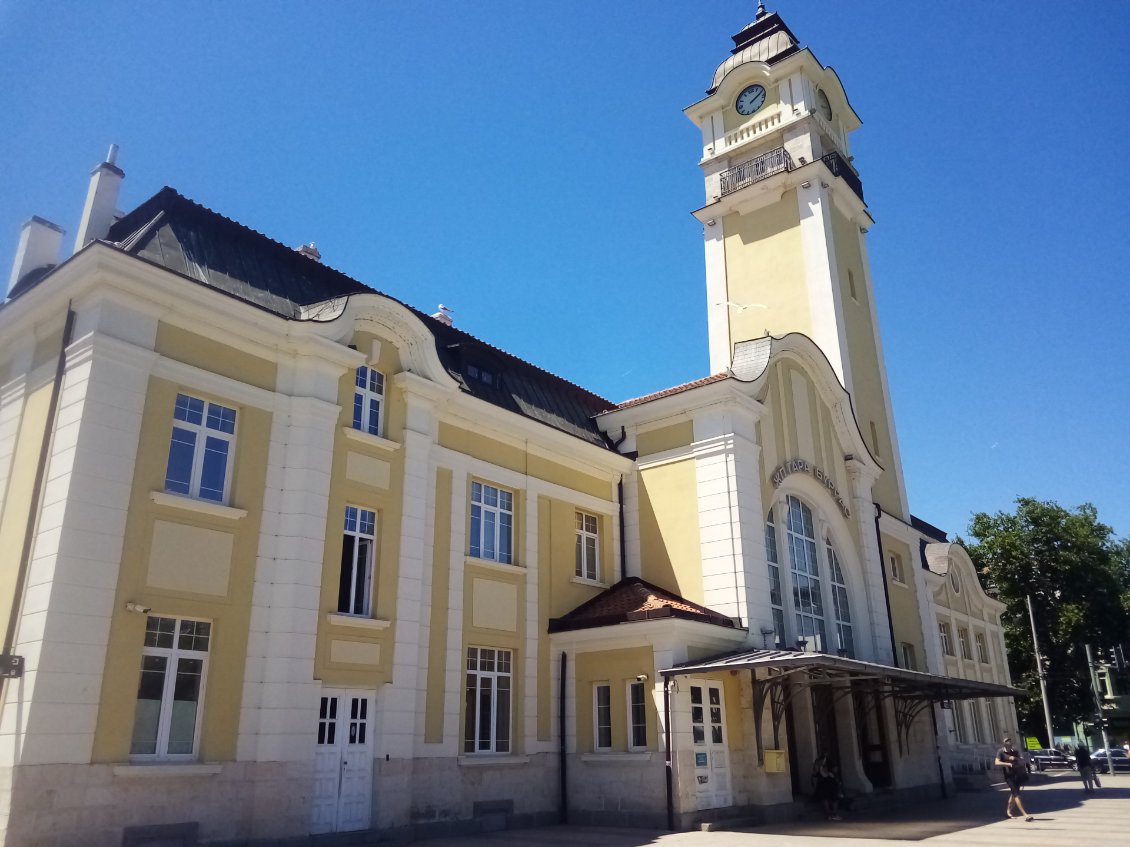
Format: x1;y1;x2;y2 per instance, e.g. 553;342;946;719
617;477;627;581
2;306;76;678
873;503;898;666
664;675;674;830
559;652;568;823
929;702;948;798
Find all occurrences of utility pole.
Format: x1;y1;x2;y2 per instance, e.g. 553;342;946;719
1085;644;1114;774
1026;594;1055;748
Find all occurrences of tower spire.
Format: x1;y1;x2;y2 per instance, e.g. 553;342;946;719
757;2;767;19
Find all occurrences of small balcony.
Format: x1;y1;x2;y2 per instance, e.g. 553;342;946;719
820;151;865;203
719;147;793;197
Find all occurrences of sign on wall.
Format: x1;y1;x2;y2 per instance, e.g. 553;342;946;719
769;458;851;518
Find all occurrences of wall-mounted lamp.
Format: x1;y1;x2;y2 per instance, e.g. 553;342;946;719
795;638;808;652
636;673;650;682
799;181;811;189
759;625;776;649
125;602;151;615
705;219;716;227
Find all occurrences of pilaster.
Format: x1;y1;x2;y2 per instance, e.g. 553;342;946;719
844;457;891;664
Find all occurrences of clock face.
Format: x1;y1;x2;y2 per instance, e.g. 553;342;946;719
816;89;832;121
735;84;767;116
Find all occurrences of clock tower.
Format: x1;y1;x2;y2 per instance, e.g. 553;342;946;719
685;5;909;517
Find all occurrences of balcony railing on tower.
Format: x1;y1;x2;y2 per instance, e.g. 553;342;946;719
719;147;793;197
820;151;864;202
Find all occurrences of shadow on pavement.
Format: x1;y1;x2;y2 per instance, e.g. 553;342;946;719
728;776;1130;841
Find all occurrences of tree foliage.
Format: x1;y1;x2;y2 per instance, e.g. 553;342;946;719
963;498;1130;741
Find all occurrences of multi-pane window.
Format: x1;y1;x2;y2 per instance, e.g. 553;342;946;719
826;539;855;658
464;647;511;754
901;642;918;671
975;632;989;664
970;699;985;743
352;366;385;437
470;482;513;564
164;393;236;503
939;622;954;656
958;628;972;660
593;684;612;751
575;512;599;581
339;506;376;616
888;552;904;584
628;681;648;751
130;616;211;758
764;511;786;648
786;496;826;652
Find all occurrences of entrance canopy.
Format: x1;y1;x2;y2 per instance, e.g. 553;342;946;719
662;648;1021;701
661;649;1022;759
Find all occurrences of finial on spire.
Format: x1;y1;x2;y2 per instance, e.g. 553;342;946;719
756;2;768;19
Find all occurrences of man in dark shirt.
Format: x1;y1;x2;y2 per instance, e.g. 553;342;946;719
994;737;1033;820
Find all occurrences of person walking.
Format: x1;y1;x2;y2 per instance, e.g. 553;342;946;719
1075;745;1100;791
995;737;1033;821
811;755;843;821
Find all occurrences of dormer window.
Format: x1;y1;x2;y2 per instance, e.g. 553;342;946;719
466;364;495;386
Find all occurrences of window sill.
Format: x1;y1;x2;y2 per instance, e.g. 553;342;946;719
150;491;247;520
581;752;653;764
465;557;525;576
341;426;401;453
571;576;608;589
458;755;529;767
326;613;392;631
114;763;223;778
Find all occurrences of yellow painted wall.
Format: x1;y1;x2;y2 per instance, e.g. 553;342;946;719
636;421;694;458
155;324;276;393
574;647;655;752
830;207;901;515
315;331;406;688
32;325;65;372
883;535;925;667
0;377;54;647
542;496;615;619
637;460;703;603
92;375;272;762
723;194;809;351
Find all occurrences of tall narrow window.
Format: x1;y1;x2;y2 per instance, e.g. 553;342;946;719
975;632;989;664
164;393;236;503
901;642;918;671
352;366;385;436
786;496;826;652
970;699;985;743
575;511;599;581
869;421;881;457
470;482;514;564
593;683;612;751
826;539;855;658
888;552;904;584
340;506;376;616
958;628;972;660
765;510;786;648
130;616;211;759
464;647;512;754
848;269;858;301
628;681;648;751
939;622;954;656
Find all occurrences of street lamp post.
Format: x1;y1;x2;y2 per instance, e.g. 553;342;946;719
1085;643;1114;774
1026;594;1056;748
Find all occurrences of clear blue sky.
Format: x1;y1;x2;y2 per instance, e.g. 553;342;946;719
2;1;1128;540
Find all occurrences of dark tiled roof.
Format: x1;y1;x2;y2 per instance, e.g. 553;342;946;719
548;577;737;633
613;373;729;410
911;515;949;542
98;188;614;447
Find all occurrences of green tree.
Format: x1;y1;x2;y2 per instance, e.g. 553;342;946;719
963;498;1130;742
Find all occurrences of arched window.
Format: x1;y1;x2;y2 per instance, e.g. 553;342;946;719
765;511;785;648
785;496;826;652
826;538;854;658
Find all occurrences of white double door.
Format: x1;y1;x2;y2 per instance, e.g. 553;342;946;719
689;680;732;809
311;689;374;834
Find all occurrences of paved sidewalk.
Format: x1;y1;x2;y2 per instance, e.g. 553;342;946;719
402;771;1128;846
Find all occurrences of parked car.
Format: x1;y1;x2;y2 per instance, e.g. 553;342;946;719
1091;749;1130;773
1030;748;1075;771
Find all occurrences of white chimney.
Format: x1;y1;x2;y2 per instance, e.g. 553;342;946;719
73;144;124;253
296;242;322;262
6;216;64;300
